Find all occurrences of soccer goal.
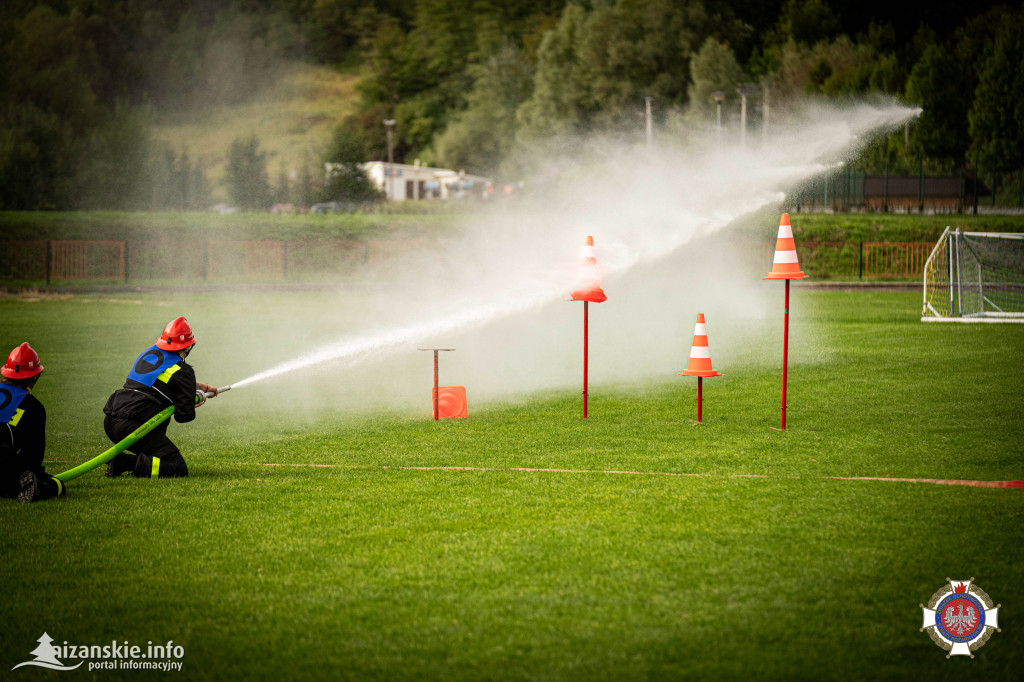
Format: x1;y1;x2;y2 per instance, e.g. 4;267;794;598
922;227;1024;322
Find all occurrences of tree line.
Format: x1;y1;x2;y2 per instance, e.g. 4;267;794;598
1;0;1021;211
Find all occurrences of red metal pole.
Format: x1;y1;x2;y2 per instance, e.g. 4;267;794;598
781;278;790;430
697;376;703;422
583;301;589;419
433;350;439;421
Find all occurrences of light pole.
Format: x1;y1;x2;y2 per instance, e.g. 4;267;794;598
304;113;314;172
644;96;653;148
712;91;725;146
383;119;396;201
736;88;747;148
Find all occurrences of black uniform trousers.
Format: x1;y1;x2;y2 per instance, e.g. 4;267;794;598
1;391;65;500
0;455;65;499
103;415;189;478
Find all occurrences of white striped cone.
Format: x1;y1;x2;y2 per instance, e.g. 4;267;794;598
678;313;722;377
571;235;607;302
764;213;807;280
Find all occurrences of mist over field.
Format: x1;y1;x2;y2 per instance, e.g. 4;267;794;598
198;100;920;417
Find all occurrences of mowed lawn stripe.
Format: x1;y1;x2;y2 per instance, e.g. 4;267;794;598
236;460;1024;489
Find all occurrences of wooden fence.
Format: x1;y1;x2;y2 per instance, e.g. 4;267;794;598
863;242;934;278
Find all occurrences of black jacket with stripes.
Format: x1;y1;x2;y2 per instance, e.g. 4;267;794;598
103;360;197;424
1;391;47;496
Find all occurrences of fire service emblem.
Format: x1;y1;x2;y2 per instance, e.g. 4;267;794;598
920;578;1001;657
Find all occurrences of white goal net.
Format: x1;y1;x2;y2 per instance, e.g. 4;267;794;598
923;228;1024;322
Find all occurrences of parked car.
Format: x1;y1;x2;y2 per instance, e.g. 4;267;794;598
310;198;383;213
310;201;360;214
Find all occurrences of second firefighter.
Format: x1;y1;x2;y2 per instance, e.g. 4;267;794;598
104;316;218;479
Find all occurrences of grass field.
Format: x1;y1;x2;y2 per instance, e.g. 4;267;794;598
1;290;1022;680
3;207;1024;243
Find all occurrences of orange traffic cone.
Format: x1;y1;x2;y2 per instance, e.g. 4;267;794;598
677;313;722;423
571;236;607;302
764;213;806;280
678;314;723;378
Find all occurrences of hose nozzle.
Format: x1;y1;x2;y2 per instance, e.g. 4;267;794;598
204;384;232;399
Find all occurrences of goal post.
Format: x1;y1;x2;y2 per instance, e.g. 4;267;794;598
922;227;1024;323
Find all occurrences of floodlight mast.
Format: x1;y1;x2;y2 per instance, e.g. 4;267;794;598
736;87;747;147
644;96;653;148
384;119;396;201
712;91;726;146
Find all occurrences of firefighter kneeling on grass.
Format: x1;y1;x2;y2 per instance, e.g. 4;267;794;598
1;342;67;502
104;317;218;479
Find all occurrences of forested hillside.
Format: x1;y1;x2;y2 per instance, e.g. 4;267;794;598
1;0;1021;210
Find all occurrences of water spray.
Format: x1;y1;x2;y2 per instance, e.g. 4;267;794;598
211;102;921;401
54;386;230;482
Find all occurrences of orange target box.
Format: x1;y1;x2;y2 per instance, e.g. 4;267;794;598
431;386;468;419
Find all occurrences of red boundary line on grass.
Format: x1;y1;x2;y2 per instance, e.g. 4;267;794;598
241;463;1023;490
825;476;1024;489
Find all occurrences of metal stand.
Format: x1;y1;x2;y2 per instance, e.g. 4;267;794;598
697;376;703;422
418;348;454;420
781;279;790;430
583;301;589;419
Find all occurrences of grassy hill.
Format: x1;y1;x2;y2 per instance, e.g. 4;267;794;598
150;62;363;203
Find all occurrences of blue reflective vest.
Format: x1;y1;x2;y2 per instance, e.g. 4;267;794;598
0;384;29;425
127;346;182;388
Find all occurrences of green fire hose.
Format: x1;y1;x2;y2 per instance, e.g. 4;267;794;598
54;385;230;483
55;406;174;483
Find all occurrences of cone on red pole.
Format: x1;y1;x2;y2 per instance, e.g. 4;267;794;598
763;213;807;431
677;313;722;422
569;236;606;418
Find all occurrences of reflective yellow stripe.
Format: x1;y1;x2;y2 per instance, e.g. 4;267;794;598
156;364;181;384
151;456;160;478
9;408;24;427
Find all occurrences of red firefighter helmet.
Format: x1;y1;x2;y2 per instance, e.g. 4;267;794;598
156;316;196;351
2;342;44;379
